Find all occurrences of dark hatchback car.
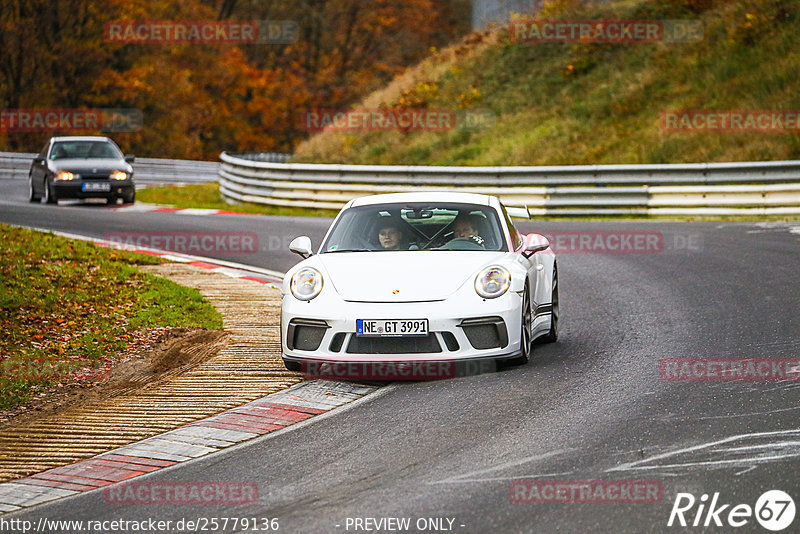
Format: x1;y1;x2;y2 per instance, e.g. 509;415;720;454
28;136;136;205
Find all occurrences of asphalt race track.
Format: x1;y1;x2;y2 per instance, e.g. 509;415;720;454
1;176;800;533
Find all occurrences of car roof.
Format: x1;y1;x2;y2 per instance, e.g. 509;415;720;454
50;136;113;143
348;192;500;209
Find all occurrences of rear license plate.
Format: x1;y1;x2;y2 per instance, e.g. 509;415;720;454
82;182;110;192
356;319;428;337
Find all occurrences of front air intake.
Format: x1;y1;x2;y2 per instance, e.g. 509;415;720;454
459;316;508;350
287;318;329;351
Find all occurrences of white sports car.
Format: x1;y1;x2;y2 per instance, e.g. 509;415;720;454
280;192;558;379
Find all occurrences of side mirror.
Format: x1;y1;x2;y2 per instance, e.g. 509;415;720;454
33;157;43;164
124;155;135;163
289;236;313;258
522;233;550;258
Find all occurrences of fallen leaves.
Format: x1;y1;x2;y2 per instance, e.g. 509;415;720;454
1;227;166;401
1;224;219;411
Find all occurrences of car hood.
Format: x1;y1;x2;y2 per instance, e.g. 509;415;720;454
49;159;132;174
316;251;506;302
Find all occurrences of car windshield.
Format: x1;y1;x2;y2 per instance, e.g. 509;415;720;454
321;202;507;253
49;141;123;160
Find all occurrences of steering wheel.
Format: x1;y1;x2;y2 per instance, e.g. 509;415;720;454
436;236;485;251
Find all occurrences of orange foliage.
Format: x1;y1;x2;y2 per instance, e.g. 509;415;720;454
0;0;469;159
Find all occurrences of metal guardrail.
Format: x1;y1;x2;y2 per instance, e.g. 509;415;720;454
0;153;37;180
0;152;219;185
219;153;800;216
230;152;292;164
132;157;219;184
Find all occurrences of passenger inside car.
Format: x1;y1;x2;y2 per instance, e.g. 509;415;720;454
377;220;405;250
50;145;67;160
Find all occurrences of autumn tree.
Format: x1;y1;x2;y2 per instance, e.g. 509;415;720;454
1;0;471;158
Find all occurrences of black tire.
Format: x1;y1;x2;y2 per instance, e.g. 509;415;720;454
28;176;40;202
539;263;559;344
43;178;57;204
506;283;532;366
283;359;301;372
123;190;135;204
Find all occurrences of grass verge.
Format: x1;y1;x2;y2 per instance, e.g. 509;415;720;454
293;0;800;166
0;224;223;410
137;183;339;217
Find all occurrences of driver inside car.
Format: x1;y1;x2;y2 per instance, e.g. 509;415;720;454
449;213;486;247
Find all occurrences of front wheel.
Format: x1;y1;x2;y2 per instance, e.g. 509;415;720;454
505;284;532;366
28;176;40;202
539;264;559;344
122;190;135;204
43;178;57;204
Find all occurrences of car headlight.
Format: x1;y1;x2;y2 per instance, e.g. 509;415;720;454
474;265;510;299
290;267;323;301
56;171;77;181
110;170;128;180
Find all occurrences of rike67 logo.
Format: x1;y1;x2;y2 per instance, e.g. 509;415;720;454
668;490;795;531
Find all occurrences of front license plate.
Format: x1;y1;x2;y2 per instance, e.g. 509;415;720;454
356;319;428;337
82;182;111;192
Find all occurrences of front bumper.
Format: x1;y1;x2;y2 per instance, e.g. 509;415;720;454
281;288;547;371
53;180;134;199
